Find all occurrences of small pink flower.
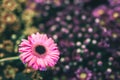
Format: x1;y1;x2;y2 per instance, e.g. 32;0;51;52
19;32;60;71
92;5;107;17
35;0;44;3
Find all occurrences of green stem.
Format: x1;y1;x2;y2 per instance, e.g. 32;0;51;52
0;56;19;62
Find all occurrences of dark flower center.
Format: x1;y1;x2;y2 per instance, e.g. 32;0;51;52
35;45;46;54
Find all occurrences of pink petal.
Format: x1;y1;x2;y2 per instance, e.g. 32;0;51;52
38;34;44;42
19;49;30;53
21;39;29;43
37;58;46;68
32;63;38;70
40;34;44;40
50;46;58;51
28;56;37;67
31;33;37;41
46;56;55;67
39;34;48;41
31;33;36;38
28;61;33;67
43;58;48;67
50;55;59;62
24;55;33;62
49;50;60;56
19;47;31;50
20;54;31;62
36;33;43;42
45;38;54;47
36;32;41;37
19;47;31;52
20;52;31;58
19;42;31;47
49;43;57;49
42;34;48;41
28;36;34;44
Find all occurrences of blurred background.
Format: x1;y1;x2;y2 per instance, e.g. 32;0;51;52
0;0;120;80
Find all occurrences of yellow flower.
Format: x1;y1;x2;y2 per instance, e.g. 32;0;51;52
2;0;17;11
22;9;35;23
23;26;39;35
1;12;17;24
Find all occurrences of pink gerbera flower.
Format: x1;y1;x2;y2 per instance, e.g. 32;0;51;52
19;32;60;71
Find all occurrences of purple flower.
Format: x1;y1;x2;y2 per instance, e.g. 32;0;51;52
105;70;118;80
107;7;120;20
73;0;91;5
34;0;44;3
75;68;92;80
98;40;110;48
92;5;107;17
108;0;120;6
